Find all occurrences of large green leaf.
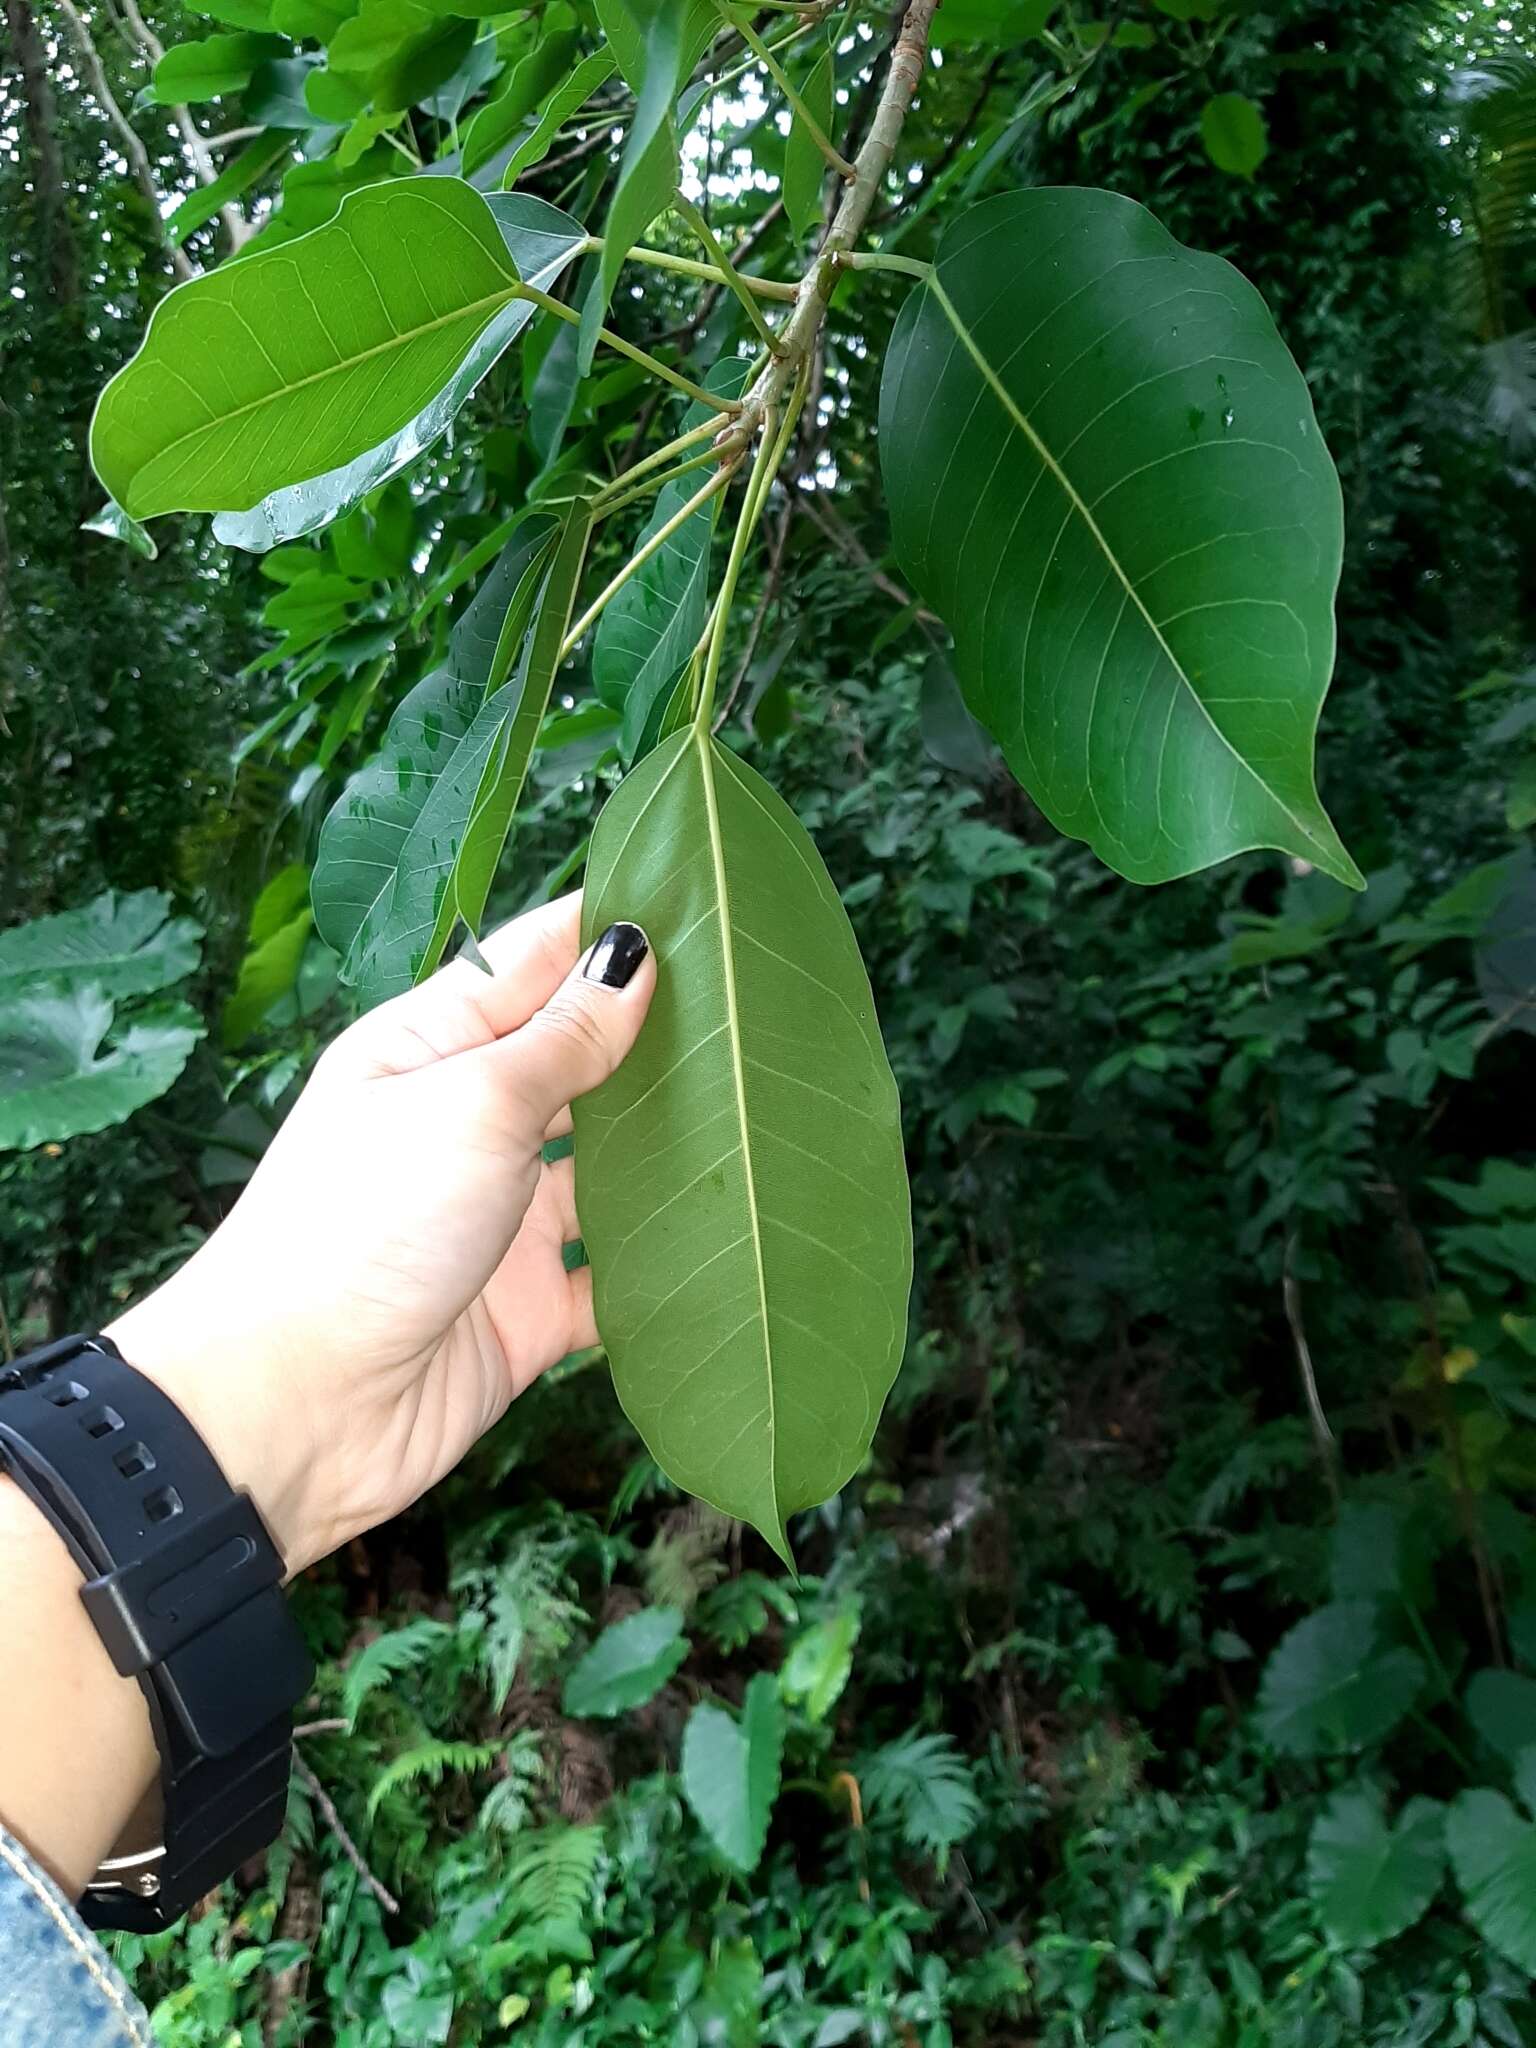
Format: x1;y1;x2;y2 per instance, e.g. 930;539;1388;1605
461;4;579;175
561;1607;688;1717
1255;1601;1424;1756
879;187;1359;888
1466;1667;1536;1761
146;32;288;104
782;29;834;240
0;890;201;1002
0;989;202;1152
1306;1782;1445;1949
680;1674;783;1873
571;726;912;1561
501;48;617;187
1446;1759;1536;1976
92;181;583;548
312;510;579;1003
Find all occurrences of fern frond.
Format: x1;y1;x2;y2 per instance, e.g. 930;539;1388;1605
365;1739;501;1821
505;1823;604;1926
477;1731;548;1840
456;1534;585;1708
862;1732;981;1863
342;1618;455;1727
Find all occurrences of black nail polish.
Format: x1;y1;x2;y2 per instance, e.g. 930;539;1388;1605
585;921;649;988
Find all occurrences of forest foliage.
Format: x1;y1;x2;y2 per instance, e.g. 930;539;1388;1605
3;0;1536;2041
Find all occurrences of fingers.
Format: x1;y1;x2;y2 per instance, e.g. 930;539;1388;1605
477;921;655;1147
338;895;583;1077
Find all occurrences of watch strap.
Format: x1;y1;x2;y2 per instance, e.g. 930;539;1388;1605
0;1334;314;1929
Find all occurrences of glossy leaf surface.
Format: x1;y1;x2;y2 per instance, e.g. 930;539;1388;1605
680;1674;783;1873
880;187;1359;887
572;727;912;1561
93;181;581;547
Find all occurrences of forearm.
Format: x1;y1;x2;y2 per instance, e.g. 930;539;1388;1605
0;1475;158;1898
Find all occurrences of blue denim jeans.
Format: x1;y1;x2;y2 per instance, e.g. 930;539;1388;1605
0;1825;153;2047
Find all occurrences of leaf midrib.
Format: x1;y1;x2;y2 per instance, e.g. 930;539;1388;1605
143;282;521;497
694;723;779;1542
924;270;1335;864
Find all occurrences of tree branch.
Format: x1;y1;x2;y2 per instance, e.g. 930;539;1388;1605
52;0;195;283
290;1749;400;1916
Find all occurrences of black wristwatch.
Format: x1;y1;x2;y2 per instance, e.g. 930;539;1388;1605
0;1333;314;1930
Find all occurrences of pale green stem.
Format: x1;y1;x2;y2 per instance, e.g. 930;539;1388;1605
694;368;807;729
562;462;736;658
595;414;725;505
624;239;798;301
672;193;787;349
511;280;742;414
711;0;854;177
838;250;933;280
595;442;725;520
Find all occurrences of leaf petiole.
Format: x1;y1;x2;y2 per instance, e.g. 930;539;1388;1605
617;237;798;302
711;0;854;178
671;194;788;351
837;251;933;281
511;280;743;414
562;461;738;659
595;442;727;522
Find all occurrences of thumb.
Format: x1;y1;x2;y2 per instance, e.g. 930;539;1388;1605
489;920;656;1139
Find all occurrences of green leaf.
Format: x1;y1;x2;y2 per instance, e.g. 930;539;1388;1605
919;652;997;781
930;0;1055;47
448;497;594;944
1201;92;1269;178
223;864;313;1046
0;890;200;1002
146;32;288;104
783;32;834;240
780;1604;859;1722
462;4;579;175
162;135;291;247
581;0;687;373
561;1607;688;1716
594;360;751;746
571;727;912;1561
311;516;559;1003
93;181;582;546
879;188;1359;888
1306;1782;1445;1949
82;499;158;558
190;0;278;32
680;1673;783;1872
1447;1781;1536;1975
1466;1668;1536;1762
0;990;202;1151
1255;1602;1425;1756
501;48;617;186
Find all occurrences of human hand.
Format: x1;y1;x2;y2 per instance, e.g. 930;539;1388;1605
107;895;654;1573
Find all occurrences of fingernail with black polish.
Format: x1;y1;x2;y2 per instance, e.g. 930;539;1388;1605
585;921;649;988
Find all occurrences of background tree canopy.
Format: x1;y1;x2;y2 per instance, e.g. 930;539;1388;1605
4;0;1536;2040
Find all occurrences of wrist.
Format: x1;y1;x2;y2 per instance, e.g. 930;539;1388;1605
105;1254;333;1575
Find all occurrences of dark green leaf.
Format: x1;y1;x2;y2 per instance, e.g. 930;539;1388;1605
879;188;1360;887
1256;1603;1424;1756
1466;1668;1536;1762
501;48;617;186
1447;1778;1536;1976
919;653;997;781
572;727;912;1560
462;4;579;175
311;517;560;1003
783;32;834;239
0;991;202;1151
0;890;201;1002
561;1607;688;1716
162;135;291;246
1307;1783;1445;1949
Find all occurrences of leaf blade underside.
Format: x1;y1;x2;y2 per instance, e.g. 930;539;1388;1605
572;727;912;1561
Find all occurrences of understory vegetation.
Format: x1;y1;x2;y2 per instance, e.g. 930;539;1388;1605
4;0;1536;2041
